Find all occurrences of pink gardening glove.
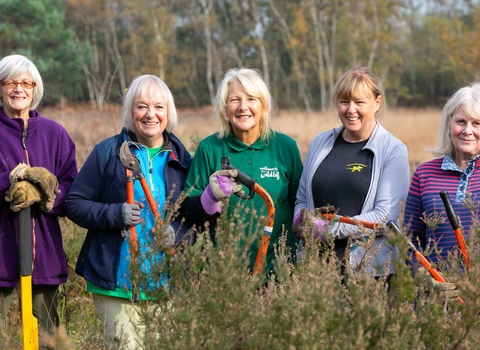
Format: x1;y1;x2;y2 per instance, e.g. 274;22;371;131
200;170;243;215
292;208;331;246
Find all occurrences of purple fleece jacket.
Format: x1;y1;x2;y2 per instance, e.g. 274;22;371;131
0;108;77;287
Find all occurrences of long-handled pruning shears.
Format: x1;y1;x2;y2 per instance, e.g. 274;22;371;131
119;141;164;260
220;156;275;276
119;141;165;300
321;214;381;230
439;190;471;268
18;207;39;349
387;220;464;304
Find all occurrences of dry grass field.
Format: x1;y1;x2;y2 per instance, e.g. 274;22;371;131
41;104;442;175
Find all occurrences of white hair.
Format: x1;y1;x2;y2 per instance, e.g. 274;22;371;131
0;54;44;110
430;83;480;158
122;75;178;133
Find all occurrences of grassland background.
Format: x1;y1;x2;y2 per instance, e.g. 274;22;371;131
45;104;442;172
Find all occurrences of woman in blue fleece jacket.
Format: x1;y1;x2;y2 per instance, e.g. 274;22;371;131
65;75;192;349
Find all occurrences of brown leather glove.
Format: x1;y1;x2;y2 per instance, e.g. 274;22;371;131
10;164;60;211
311;205;336;220
413;267;460;301
5;181;42;212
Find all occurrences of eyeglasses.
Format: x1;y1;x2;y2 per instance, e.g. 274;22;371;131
1;81;36;89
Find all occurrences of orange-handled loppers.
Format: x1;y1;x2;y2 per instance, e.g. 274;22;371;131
220;156;275;276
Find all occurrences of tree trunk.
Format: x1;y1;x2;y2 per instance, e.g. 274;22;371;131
251;0;269;85
269;0;313;114
367;0;380;69
200;0;215;103
309;0;327;112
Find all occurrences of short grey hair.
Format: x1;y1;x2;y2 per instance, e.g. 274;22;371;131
0;54;44;110
213;67;273;142
122;75;178;133
430;83;480;158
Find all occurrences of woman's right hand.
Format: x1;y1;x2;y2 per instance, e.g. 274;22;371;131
122;201;145;226
292;207;333;246
200;170;242;215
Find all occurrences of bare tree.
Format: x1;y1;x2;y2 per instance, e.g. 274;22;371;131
251;0;270;86
199;0;215;103
270;0;313;114
367;0;380;69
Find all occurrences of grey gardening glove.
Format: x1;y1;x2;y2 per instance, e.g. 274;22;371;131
122;202;144;227
5;181;42;212
413;267;460;301
9;163;60;211
150;224;176;246
162;225;176;246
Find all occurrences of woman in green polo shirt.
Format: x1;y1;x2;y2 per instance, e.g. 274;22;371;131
182;67;303;275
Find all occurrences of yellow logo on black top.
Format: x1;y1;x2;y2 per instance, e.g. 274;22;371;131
346;163;367;172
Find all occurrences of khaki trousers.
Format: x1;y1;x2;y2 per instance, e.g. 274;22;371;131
93;293;172;350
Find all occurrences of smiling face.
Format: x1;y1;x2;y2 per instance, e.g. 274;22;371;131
337;85;381;142
1;72;34;120
450;106;480;169
226;81;263;145
132;87;168;148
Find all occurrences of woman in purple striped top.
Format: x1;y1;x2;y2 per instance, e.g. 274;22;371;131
404;83;480;301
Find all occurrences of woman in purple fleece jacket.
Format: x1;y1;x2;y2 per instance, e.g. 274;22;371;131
0;55;77;345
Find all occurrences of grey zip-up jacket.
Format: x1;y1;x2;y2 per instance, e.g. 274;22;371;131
295;122;409;275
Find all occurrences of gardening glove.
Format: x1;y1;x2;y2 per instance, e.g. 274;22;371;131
162;225;176;246
200;169;243;215
413;267;460;301
311;205;336;219
8;163;30;183
5;181;42;212
292;208;330;246
9;164;60;211
150;224;176;246
122;202;144;227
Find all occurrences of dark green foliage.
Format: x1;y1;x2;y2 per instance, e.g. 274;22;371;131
0;0;84;105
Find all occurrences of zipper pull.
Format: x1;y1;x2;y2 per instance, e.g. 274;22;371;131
22;128;27;150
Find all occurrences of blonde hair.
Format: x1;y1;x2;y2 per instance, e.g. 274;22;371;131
122;75;177;133
332;66;386;118
213;67;273;142
430;83;480;158
0;54;44;110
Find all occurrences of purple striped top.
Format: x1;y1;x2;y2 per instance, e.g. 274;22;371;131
404;156;480;269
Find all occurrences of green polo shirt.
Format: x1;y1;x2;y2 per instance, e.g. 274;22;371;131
184;131;303;273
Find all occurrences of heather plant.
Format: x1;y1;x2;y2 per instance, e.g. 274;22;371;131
126;199;480;350
3;188;480;349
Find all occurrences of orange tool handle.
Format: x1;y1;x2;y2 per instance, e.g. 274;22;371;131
139;178;163;224
413;250;464;304
387;220;464;304
439;191;470;268
126;169;137;262
253;236;271;276
413;251;447;283
322;214;380;230
252;183;276;276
